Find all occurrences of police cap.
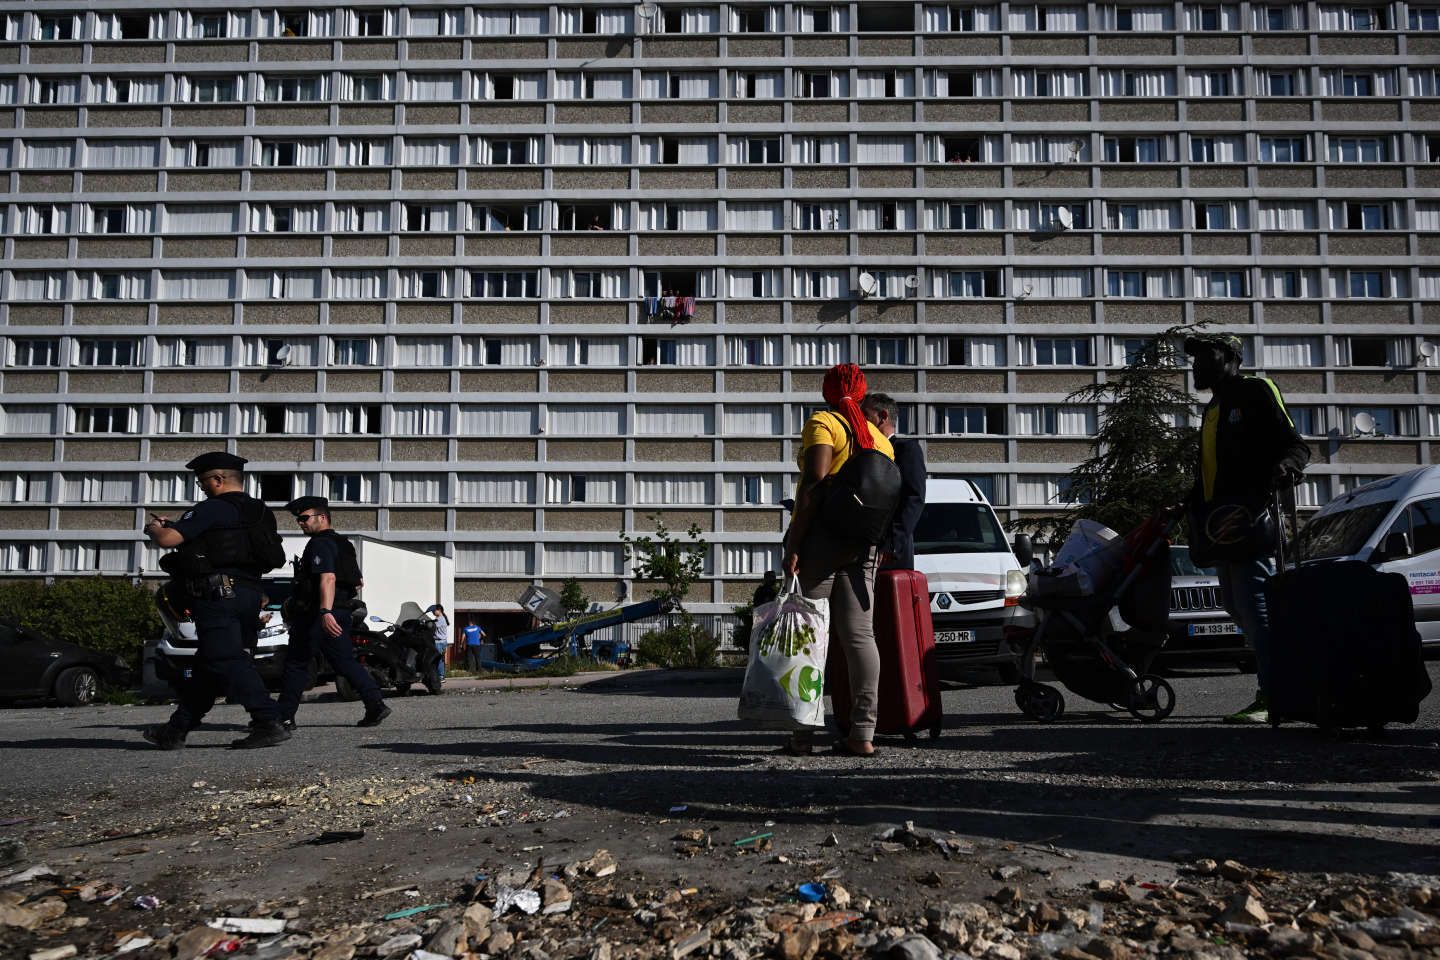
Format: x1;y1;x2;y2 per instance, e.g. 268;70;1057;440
1182;333;1244;361
185;451;248;473
286;495;330;516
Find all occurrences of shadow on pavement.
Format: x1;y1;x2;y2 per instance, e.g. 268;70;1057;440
366;714;1440;876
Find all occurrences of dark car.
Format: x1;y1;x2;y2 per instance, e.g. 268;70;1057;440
0;620;131;706
1153;546;1255;669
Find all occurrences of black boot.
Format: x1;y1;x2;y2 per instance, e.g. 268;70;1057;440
356;703;392;728
142;724;186;750
281;717;298;732
230;720;292;749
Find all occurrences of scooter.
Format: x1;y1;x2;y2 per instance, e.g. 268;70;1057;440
335;609;443;700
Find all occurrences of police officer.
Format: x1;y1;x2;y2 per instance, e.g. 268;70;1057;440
142;452;290;750
279;496;391;728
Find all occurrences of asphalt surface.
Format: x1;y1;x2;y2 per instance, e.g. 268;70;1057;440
2;665;1438;914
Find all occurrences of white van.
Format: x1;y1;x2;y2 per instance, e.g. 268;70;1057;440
911;478;1036;680
1294;465;1440;650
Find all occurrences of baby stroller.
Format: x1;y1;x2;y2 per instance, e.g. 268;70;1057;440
1014;509;1180;723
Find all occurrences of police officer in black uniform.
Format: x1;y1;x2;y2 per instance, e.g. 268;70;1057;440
279;496;391;728
142;452;291;750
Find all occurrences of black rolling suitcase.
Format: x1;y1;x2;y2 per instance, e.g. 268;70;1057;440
1263;493;1431;730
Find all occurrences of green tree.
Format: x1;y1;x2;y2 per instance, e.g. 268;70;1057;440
1010;324;1202;545
620;514;716;667
557;577;591;619
0;577;162;670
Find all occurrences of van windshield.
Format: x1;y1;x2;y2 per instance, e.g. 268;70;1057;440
913;503;1009;555
1296;501;1396;561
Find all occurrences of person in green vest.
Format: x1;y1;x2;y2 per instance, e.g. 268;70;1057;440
1184;333;1310;725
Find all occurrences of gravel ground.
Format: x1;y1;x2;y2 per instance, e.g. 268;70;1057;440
1;666;1438;959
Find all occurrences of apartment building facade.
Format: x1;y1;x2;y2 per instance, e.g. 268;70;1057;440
0;0;1437;611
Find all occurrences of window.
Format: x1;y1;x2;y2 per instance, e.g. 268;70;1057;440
732;6;778;31
77;339;138;366
1025;337;1093;366
326;405;381;435
1381;499;1440;558
37;15;75;40
1412;6;1440;28
1102;136;1174;162
475;203;544;232
72;406;135;434
187;76;239;103
1348;272;1384;298
1196;270;1248;298
942;270;1003;298
1194;200;1249;229
332;338;376;366
938;405;1005;435
1346;337;1390;366
1328;136;1389;162
8;339;60;367
863;337;911;365
328;474;373;503
470;272;540;299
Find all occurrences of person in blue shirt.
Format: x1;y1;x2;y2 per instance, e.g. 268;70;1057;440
463;621;486;673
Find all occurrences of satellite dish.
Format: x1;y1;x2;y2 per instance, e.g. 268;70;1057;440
1018;284;1033;299
1067;139;1084;161
904;274;920;290
857;271;878;297
1419;341;1438;360
1055;207;1074;230
1352;411;1377;435
272;344;292;366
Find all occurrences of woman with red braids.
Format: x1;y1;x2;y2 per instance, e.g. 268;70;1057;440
780;363;895;756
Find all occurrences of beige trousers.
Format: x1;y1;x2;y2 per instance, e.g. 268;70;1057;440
795;529;880;742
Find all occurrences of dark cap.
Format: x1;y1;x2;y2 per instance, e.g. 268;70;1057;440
286;495;330;516
1182;333;1244;361
185;451;248;473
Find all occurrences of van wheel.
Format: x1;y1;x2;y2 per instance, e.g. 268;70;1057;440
54;667;99;707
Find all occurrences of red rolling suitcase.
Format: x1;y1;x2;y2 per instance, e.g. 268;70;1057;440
830;569;944;740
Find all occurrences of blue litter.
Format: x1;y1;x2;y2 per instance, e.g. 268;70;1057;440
796;883;827;903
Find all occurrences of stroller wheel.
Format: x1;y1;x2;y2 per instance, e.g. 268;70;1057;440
1017;683;1065;722
1126;674;1176;722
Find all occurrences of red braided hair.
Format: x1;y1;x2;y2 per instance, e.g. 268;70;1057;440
821;363;875;451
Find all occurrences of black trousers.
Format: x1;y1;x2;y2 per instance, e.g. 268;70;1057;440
465;646;483;672
168;584;278;731
278;612;383;718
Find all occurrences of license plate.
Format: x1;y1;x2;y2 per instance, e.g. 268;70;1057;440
1188;622;1241;636
935;630;977;643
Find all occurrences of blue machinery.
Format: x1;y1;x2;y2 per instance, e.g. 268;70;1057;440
479;595;673;672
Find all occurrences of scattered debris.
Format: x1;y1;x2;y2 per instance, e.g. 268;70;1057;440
209;917;287;934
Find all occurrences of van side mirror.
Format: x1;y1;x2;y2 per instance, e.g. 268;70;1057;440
1010;533;1034;567
1376;531;1410;563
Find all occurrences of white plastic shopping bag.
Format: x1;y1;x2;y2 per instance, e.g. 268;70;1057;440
737;575;832;730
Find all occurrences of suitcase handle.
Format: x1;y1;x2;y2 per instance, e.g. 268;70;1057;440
1273;485;1299;572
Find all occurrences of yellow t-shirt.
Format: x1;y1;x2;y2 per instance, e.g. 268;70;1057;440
799;410;895;478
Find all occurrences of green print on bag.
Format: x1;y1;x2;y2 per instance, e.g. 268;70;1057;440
758;618;816;658
777;664;825;703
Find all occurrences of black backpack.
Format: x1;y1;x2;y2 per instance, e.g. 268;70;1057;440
817;417;903;546
217;492;286;573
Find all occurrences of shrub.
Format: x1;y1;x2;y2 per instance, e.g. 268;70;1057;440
0;578;161;670
731;602;755;654
635;623;720;669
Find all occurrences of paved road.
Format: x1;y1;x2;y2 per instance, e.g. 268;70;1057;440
2;666;1438;910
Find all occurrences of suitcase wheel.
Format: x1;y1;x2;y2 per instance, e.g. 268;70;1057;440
1016;683;1065;723
1126;674;1176;723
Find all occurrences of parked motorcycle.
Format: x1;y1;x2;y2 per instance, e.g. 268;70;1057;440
334;604;443;700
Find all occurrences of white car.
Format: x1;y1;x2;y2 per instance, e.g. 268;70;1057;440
1295;466;1440;652
142;579;295;696
911;478;1036;681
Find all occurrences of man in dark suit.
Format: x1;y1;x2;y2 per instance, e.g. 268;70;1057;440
861;392;926;570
